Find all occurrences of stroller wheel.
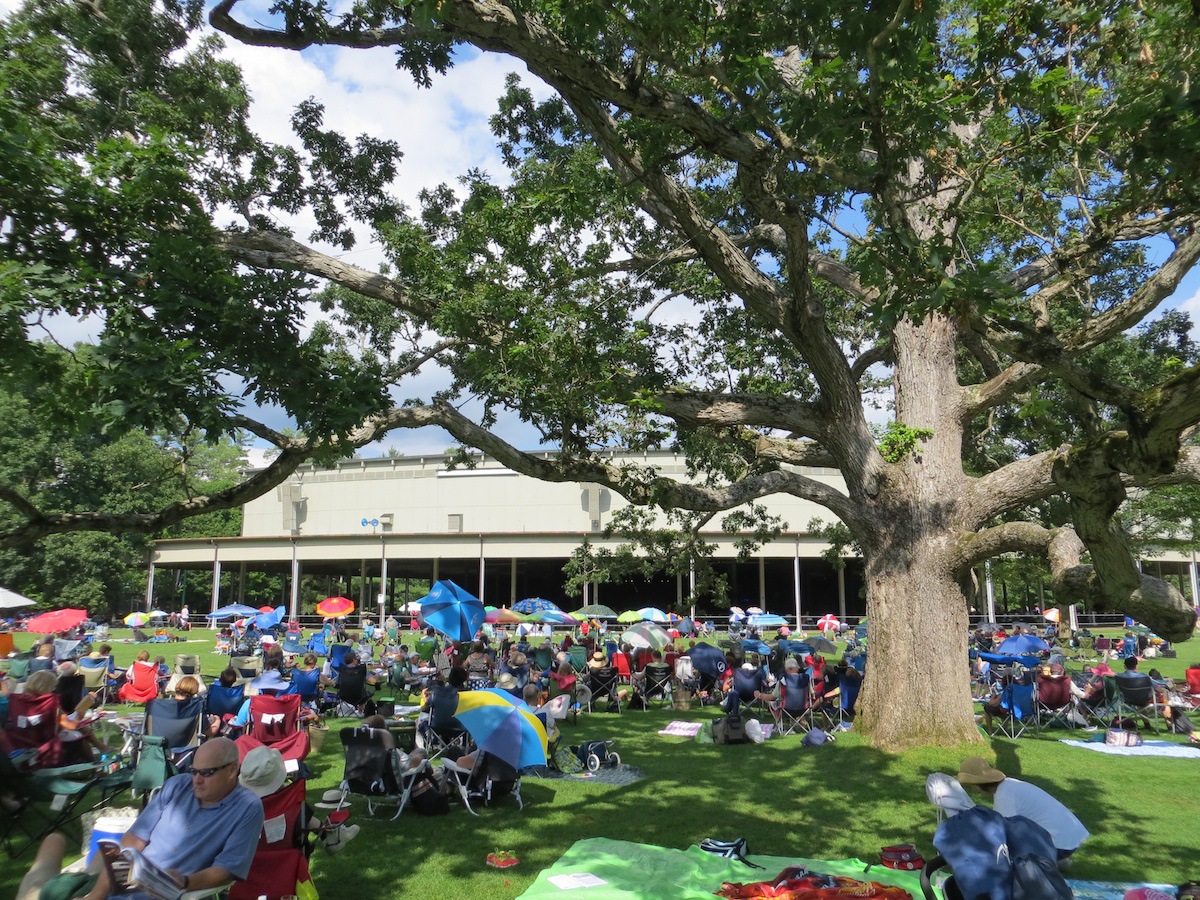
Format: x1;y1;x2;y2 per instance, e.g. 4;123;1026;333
608;751;621;767
586;753;601;772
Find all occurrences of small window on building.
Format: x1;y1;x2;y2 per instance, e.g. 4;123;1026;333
448;513;463;532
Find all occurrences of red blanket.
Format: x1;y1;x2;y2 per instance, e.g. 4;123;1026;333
716;867;913;900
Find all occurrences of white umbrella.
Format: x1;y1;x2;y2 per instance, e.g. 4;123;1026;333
0;586;36;609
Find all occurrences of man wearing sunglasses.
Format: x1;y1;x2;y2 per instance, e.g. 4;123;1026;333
18;737;264;900
92;736;263;898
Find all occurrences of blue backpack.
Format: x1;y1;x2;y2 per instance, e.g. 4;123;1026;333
934;806;1070;900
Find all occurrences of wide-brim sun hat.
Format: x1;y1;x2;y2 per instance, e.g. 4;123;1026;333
956;756;1006;785
496;672;519;689
240;746;287;798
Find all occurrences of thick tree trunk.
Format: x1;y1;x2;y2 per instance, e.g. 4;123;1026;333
853;313;982;750
856;534;982;750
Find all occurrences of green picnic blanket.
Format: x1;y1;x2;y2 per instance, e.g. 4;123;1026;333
516;837;928;900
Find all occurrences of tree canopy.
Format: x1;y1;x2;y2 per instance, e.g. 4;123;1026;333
5;0;1200;746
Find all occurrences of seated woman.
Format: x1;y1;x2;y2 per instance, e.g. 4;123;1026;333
118;650;159;703
547;662;577;699
498;651;531;692
464;641;494;690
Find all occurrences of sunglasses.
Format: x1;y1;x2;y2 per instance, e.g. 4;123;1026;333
191;762;235;778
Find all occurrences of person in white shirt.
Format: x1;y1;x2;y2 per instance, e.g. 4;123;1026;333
956;756;1089;862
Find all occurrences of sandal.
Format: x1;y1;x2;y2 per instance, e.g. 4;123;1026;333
486;851;519;868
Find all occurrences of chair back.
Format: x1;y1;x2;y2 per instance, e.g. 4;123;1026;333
231;656;262;681
173;654;201;676
206;684;246;718
1115;672;1154;707
126;660;160;697
80;663;108;693
337;665;369;704
328;644;350;677
567;645;587;672
674;655;695;681
612;652;631;679
53;638;82;661
1000;681;1036;721
1036;673;1072;710
145;697;204;751
248;693;301;745
6;651;33;681
533;647;553;671
55;674;86;713
340;726;399;795
1186;667;1200;695
305;634;328;657
1095;637;1112;651
0;632;13;657
837;669;862;714
291;668;321;702
779;672;810;712
228;779;309;900
4;691;61;754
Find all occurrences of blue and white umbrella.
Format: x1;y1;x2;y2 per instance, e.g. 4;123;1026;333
206;603;261;619
748;613;788;628
636;606;669;623
254;605;286;630
513;597;560;615
420;580;486;642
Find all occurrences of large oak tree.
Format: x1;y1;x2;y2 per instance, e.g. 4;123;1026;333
5;0;1200;747
208;0;1200;748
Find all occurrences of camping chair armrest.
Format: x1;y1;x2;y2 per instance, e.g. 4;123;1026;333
182;881;232;899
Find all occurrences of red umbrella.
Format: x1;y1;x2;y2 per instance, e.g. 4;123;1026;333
316;596;355;618
24;607;88;634
258;605;275;613
817;614;841;632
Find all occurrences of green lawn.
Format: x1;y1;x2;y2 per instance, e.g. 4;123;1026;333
5;627;1199;899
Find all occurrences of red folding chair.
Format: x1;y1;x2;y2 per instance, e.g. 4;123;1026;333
229;778;314;900
612;652;632;684
118;661;159;704
2;692;64;769
235;694;310;766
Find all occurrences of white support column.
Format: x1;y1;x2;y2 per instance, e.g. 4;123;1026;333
1068;604;1079;632
289;540;301;621
478;535;485;604
379;539;388;620
676;572;684;608
837;566;847;620
793;545;802;628
210;544;221;619
1190;550;1199;606
144;562;156;613
984;560;997;622
688;556;696;608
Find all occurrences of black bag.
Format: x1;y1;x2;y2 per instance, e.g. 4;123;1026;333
410;775;450;815
712;715;748;744
1010;853;1073;900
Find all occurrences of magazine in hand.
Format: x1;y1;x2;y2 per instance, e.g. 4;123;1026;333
97;840;186;900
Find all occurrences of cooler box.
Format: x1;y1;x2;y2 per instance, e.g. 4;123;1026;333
87;815;136;865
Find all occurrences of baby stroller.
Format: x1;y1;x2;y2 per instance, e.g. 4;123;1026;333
572;740;620;772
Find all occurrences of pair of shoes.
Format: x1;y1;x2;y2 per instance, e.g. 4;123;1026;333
324;824;360;854
486;851;519;868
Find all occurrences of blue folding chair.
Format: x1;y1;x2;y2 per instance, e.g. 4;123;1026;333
306;633;328;657
994;679;1036;738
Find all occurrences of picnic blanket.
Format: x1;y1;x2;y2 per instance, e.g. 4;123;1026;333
1060;739;1200;758
1069;881;1177;900
517;837;927;900
659;721;703;737
523;764;647;786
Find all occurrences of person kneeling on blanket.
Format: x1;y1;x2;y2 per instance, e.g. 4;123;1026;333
956;757;1089;864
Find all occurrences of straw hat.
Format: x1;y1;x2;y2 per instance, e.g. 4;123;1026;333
240;746;287;798
956;756;1006;785
588;651;607;669
496;672;519;690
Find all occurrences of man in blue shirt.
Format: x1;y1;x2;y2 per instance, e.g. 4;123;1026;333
19;738;263;899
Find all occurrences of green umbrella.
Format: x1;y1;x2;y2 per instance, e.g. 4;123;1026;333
617;610;642;623
576;604;618;619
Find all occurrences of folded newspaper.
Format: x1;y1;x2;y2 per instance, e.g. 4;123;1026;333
97;840;186;900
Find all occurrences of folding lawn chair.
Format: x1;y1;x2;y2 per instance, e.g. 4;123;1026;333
586;666;622;713
329;726;430;820
306;633;328;657
773;671;813;736
991;677;1036;738
228;777;314;900
640;663;674;709
235;693;310;769
1035;670;1075;731
164;654;204;695
141;697;205;772
0;749;132;858
442;751;524;815
231;655;262;683
1114;672;1162;732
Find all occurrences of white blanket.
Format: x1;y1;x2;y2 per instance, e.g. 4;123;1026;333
1060;739;1200;758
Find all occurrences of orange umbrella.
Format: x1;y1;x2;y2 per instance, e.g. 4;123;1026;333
316;596;355;617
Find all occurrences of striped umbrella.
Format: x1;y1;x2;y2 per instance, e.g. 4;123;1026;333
453;689;548;770
622;621;672;650
637;607;669;622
